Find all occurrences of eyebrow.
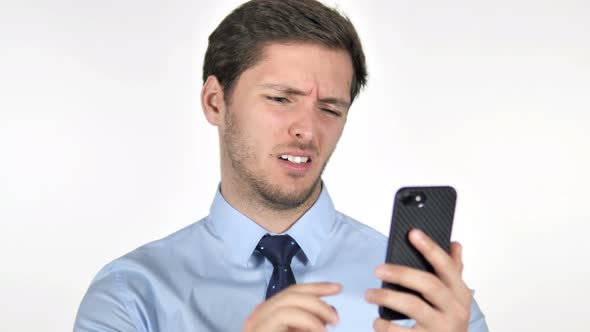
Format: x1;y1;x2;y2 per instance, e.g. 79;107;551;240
258;83;350;110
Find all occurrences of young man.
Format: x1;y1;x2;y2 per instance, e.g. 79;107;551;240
75;0;488;331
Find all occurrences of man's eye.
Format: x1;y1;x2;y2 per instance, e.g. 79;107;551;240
267;96;289;103
322;109;341;117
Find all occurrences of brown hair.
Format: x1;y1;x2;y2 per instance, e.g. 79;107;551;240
203;0;367;104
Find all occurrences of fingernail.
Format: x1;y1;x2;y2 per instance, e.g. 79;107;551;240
411;228;426;243
375;265;388;278
412;228;424;238
330;305;339;324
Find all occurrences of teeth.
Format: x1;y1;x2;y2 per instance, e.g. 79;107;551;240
280;155;309;164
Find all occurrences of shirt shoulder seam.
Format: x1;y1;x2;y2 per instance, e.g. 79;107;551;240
114;269;143;332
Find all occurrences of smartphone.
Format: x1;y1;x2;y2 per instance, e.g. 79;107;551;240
379;186;457;321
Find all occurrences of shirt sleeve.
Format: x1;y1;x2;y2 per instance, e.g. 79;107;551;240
74;264;141;332
467;295;489;332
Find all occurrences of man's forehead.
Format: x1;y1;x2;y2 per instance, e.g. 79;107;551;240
248;43;352;94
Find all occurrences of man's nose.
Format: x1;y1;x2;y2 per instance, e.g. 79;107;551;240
288;105;315;142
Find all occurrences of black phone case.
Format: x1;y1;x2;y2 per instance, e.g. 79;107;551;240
379;186;457;321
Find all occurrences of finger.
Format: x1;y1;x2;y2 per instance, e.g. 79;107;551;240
287;282;342;296
408;229;464;290
450;241;463;274
373;318;412;332
263;295;338;326
281;282;341;322
246;298;337;332
374;264;453;312
252;286;340;326
408;230;471;307
365;288;436;323
259;306;328;332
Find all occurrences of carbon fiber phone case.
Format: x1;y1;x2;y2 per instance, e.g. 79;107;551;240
379;186;457;321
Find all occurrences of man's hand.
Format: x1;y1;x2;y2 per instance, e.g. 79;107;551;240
242;282;341;332
365;229;471;332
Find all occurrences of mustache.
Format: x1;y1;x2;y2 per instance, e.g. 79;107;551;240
277;142;319;155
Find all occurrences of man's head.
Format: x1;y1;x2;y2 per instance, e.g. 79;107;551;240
203;0;367;105
201;0;367;213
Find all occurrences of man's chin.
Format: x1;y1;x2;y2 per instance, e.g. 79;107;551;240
256;178;321;211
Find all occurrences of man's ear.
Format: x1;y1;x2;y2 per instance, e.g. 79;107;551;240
201;75;226;126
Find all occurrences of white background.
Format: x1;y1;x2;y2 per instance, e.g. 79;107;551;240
1;0;589;331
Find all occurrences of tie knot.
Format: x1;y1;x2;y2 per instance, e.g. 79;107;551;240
257;234;300;267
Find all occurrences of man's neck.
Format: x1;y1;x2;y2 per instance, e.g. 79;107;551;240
220;180;322;234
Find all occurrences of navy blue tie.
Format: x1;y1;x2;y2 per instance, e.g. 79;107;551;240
257;234;301;299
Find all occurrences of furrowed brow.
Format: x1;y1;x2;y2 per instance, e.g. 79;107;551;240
259;83;350;110
318;97;350;110
258;83;307;96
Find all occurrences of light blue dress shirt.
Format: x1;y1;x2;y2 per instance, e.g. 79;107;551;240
74;185;488;331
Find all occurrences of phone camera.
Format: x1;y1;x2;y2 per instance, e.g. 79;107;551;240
401;191;427;208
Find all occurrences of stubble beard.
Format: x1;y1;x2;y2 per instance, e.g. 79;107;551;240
222;108;330;211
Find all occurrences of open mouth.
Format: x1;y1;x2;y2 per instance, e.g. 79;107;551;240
278;154;312;164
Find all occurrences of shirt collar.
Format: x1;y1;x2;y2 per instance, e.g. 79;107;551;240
207;183;337;267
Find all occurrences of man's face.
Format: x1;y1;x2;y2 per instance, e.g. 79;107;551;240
220;43;353;210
